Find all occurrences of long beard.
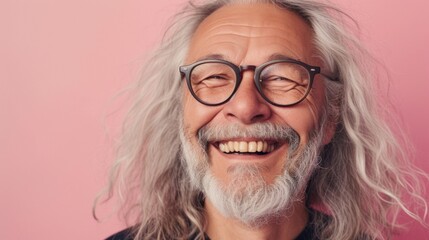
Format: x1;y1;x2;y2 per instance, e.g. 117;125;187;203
180;122;324;227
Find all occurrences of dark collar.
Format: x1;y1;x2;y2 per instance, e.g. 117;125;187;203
106;209;323;240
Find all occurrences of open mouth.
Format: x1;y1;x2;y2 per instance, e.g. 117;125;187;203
214;140;279;155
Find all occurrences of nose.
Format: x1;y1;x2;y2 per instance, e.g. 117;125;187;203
222;72;272;124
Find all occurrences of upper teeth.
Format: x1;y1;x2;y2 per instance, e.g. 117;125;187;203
218;141;275;153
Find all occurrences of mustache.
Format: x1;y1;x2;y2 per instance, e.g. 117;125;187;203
197;122;300;150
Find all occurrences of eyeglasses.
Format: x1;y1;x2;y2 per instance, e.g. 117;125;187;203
179;58;337;107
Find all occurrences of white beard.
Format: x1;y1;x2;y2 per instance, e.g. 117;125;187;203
180;122;323;227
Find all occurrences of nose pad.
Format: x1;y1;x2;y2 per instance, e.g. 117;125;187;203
222;72;271;124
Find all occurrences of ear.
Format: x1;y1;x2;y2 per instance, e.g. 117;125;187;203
322;119;337;145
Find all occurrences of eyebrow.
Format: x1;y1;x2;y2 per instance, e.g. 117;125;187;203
267;53;300;62
196;53;300;63
196;54;228;62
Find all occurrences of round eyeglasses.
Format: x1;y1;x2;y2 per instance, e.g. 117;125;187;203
179;58;336;107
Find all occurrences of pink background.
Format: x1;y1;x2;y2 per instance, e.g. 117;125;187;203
1;0;428;239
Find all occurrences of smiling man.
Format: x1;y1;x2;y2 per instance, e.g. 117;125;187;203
179;4;333;239
100;1;427;240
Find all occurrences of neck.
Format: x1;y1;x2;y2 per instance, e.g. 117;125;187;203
204;199;309;240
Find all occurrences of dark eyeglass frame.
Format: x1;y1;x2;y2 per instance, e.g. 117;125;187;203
179;58;337;107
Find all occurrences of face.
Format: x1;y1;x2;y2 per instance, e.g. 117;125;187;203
181;3;332;222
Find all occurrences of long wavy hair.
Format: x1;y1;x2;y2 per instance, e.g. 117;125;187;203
96;0;428;239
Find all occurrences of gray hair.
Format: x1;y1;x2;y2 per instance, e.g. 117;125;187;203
95;0;428;239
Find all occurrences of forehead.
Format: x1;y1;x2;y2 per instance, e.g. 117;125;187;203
186;3;315;64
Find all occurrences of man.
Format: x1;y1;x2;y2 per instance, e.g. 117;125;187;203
100;0;427;239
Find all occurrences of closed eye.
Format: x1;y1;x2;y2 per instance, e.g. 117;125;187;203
197;74;235;88
263;75;294;81
203;74;228;80
262;75;297;84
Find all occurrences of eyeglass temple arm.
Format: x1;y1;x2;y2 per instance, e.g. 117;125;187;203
320;72;339;82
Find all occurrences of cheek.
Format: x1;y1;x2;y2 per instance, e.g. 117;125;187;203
182;88;222;135
273;107;316;144
272;83;326;143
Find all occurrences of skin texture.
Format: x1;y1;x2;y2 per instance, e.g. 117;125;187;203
182;3;333;240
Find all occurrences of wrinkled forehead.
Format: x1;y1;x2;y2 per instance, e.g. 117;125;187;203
186;3;315;64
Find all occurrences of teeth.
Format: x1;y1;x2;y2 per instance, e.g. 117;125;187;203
248;142;257;153
257;141;263;152
234;142;239;152
228;141;234;151
239;142;247;153
218;141;276;154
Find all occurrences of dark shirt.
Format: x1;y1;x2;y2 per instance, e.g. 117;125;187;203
107;208;322;240
106;218;319;240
